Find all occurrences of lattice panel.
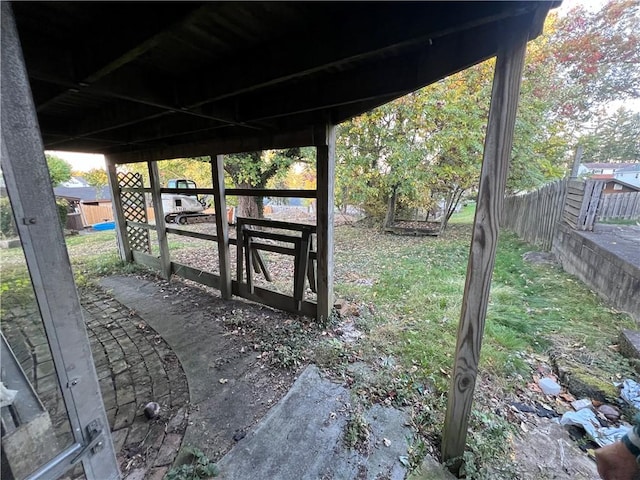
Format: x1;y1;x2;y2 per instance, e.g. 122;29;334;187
118;172;151;254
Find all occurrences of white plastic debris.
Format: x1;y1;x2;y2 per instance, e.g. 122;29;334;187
539;377;562;395
0;382;18;408
560;409;631;447
621;379;640;410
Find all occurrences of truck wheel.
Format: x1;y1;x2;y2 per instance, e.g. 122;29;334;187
164;214;174;224
177;216;188;225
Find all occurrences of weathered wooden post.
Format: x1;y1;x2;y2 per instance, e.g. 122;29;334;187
211;154;233;299
148;160;172;279
441;29;528;473
316;124;336;322
1;3;119;477
106;157;133;262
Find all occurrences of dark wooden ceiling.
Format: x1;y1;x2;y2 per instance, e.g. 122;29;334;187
11;1;556;162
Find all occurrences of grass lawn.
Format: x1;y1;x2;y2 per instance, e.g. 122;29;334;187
1;213;636;478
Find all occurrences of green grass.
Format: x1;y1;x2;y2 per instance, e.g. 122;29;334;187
448;201;476;224
335;223;634;391
333;214;636;477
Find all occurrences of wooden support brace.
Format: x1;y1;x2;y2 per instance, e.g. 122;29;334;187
441;28;528;474
293;230;312;311
307;235;317;293
252;249;272;282
244;232;254;294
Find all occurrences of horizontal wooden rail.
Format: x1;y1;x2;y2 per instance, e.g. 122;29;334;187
250;241;296;256
244;230;300;244
226;188;316;198
168;261;317;317
171;262;221;289
165;227;218;242
132;250;161;269
236;217;317;232
157;187;316;198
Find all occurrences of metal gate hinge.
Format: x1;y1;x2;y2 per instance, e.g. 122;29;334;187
71;419;105;465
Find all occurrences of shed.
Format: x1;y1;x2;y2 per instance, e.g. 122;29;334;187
1;2;557;478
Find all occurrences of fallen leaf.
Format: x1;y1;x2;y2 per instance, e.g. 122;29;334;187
219;378;228;384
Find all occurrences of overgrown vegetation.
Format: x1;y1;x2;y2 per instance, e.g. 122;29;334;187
166;446;219;480
1;205;636;478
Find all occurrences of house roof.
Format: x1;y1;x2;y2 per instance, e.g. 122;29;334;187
603;178;640;192
615;163;640;173
583;162;637;170
54;186;112;202
10;1;556;164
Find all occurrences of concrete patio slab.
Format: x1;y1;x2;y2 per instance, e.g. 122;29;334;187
101;275;442;479
217;365;411;480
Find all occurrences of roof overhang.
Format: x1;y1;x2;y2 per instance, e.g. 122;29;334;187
11;1;557;163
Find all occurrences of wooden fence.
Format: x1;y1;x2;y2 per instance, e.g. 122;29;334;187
597;191;640;221
501;179;567;250
79;203;113;226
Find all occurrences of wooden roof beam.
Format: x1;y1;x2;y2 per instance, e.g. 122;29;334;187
176;2;539;107
232;13;535;125
26;4;205;111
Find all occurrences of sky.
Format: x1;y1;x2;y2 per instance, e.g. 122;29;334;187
47;150;106;172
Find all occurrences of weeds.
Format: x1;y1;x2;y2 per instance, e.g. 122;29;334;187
166;446;219;480
344;408;371;451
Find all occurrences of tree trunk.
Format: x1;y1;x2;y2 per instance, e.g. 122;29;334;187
237;182;264;218
439;187;465;233
383;186;398;228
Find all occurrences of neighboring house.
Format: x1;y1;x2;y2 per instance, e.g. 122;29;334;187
601;178;640;195
60;176;90;188
614;163;640;188
577;162;637;178
53;186;113;228
53;185;111;202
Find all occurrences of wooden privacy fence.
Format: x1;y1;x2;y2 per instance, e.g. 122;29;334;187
597;191;640;221
563;179;603;231
79;203;113;225
501;179;566;250
503;178;640;250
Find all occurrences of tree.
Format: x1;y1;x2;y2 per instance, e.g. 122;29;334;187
554;0;640;111
224;148;312;218
45;154;72;186
84;168;109;199
578;107;640;162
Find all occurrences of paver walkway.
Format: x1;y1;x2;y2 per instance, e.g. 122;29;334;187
1;287;189;480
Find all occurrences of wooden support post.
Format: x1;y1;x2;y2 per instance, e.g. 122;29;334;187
1;4;119;478
211;155;232;299
316;125;336;322
148;160;172;279
106;157;132;262
442;31;528;473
